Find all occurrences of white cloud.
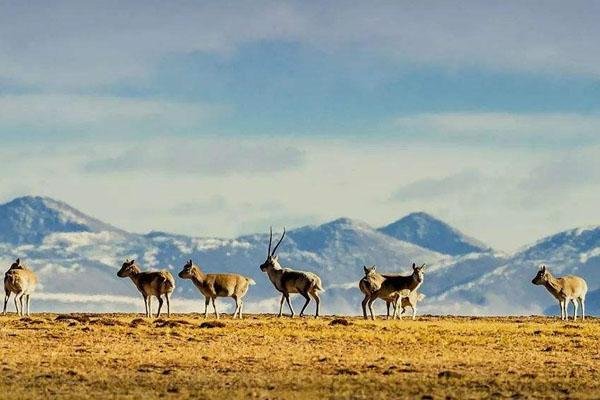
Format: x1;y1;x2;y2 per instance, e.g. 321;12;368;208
81;141;306;176
1;2;600;88
392;170;483;201
394;112;600;144
0;94;225;137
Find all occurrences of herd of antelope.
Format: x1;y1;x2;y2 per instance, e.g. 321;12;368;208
2;228;590;321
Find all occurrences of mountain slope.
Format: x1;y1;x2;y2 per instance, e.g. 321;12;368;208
378;212;490;256
0;196;123;244
426;226;600;316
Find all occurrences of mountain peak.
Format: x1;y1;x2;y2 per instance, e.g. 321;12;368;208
0;195;122;244
378;212;490;256
322;217;372;230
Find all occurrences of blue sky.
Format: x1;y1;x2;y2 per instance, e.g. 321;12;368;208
1;1;600;251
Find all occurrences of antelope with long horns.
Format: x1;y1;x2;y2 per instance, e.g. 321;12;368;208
3;258;37;316
260;227;324;318
117;259;175;318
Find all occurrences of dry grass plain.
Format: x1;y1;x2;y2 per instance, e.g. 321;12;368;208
1;313;599;399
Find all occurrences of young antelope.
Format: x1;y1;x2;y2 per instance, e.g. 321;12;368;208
117;259;175;318
178;259;255;319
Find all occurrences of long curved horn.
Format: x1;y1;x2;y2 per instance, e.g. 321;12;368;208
271;227;286;256
267;226;273;257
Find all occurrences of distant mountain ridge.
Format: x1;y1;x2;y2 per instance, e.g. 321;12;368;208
378;212;490;256
0;195;598;316
0;196;124;244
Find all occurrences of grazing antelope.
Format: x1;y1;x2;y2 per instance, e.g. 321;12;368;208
260;227;324;318
178;259;255;319
392;289;426;320
531;264;587;321
117;259;175;318
366;263;425;320
3;258;37;316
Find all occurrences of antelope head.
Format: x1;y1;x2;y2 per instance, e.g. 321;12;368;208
363;265;377;277
117;259;140;278
178;259;199;279
532;264;549;285
260;227;285;272
9;258;22;270
412;263;426;283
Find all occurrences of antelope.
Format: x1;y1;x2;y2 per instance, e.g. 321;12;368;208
392;289;426;320
366;263;425;320
259;227;324;318
178;259;255;319
531;264;587;321
359;265;396;319
117;259;175;318
3;258;37;316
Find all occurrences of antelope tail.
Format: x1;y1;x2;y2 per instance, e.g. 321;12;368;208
315;280;324;292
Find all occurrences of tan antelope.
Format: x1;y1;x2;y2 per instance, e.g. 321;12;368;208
531;264;587;321
178;259;255;319
366;263;425;320
359;265;396;319
392;289;426;320
3;258;37;316
260;227;324;318
117;259;175;318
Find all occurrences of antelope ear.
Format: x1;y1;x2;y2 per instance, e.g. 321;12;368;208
541;264;546;271
412;263;416;269
421;263;426;269
15;258;20;265
371;265;376;272
130;259;135;264
363;265;368;274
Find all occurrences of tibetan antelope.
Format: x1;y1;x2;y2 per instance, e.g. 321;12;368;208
359;265;396;319
392;289;426;320
178;259;255;319
260;227;324;318
117;259;175;318
3;258;37;316
532;264;587;321
366;263;425;320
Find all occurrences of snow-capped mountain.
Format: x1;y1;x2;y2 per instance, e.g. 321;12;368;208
0;196;598;316
425;226;600;316
0;196;124;244
378;212;490;256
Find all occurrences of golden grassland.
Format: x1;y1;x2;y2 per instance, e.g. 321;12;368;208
1;313;599;399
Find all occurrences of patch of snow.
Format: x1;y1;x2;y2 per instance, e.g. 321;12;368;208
580;247;600;263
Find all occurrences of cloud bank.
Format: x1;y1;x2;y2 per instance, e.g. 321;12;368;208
1;1;600;89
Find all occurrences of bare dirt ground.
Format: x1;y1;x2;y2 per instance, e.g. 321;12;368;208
0;313;599;399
